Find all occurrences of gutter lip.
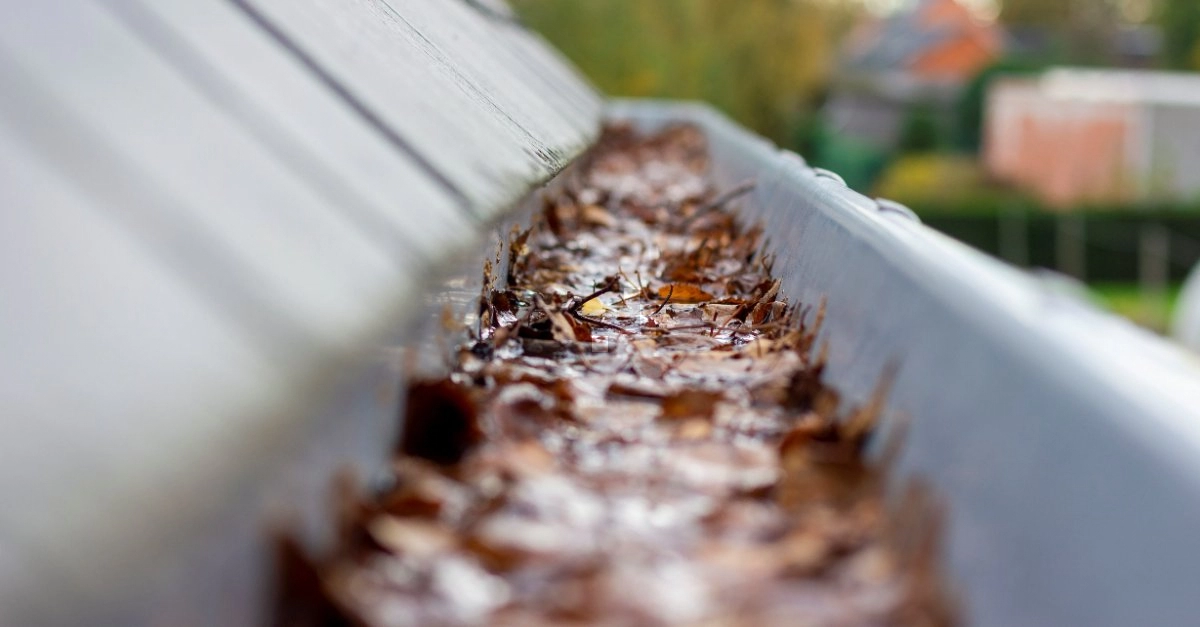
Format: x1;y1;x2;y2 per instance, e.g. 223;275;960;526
610;98;1200;627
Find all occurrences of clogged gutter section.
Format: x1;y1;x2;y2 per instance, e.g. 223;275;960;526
280;125;954;626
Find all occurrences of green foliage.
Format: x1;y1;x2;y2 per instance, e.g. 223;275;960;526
512;0;840;144
918;208;1200;284
1088;283;1182;333
999;0;1074;26
874;154;1028;211
805;116;889;192
896;104;944;154
1158;0;1200;70
1000;0;1120;64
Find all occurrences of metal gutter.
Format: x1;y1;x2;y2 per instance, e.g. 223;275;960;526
4;0;1200;623
612;99;1200;627
1177;263;1200;350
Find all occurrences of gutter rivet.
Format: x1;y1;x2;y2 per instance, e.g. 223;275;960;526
875;198;921;224
811;168;848;187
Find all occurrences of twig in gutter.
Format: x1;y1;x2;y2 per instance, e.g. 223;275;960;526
651;285;675;317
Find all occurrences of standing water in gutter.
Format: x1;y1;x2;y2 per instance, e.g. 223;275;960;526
278;125;955;626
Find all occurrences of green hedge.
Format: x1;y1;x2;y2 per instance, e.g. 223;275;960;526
920;210;1200;282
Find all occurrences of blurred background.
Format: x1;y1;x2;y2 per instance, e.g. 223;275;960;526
513;0;1200;333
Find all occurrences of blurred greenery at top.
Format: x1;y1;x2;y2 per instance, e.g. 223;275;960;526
514;0;851;145
512;0;1200;334
514;0;1200;152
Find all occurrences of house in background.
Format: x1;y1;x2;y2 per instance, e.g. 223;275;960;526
824;0;1004;152
986;69;1200;208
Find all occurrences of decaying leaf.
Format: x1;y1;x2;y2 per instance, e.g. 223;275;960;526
399;380;482;465
579;297;607;317
580;204;616;228
367;516;457;558
657;283;715;303
660;389;724;420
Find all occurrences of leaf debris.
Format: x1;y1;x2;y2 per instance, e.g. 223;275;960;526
280;124;955;627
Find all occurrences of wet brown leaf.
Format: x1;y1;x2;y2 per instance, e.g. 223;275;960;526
580;204;616;228
660;390;724;420
367;517;457;558
399;380;482;466
657;283;715;304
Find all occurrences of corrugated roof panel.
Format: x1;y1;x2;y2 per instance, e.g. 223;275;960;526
99;0;478;264
0;2;415;352
0;0;601;622
0;123;290;623
240;0;601;217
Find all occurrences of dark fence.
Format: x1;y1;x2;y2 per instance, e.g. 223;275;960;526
922;210;1200;283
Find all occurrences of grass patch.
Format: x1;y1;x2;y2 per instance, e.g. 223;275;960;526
1088;283;1182;334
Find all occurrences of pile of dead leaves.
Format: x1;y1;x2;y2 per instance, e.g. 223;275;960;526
279;124;955;627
